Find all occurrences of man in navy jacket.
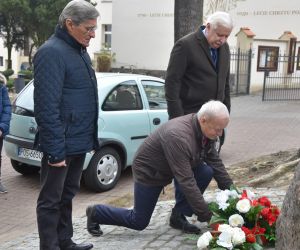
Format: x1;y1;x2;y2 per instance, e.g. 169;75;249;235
34;1;99;249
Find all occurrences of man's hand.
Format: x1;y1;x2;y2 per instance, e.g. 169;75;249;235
49;160;67;167
197;210;213;223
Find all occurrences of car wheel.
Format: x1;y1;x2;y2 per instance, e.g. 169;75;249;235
83;147;122;192
10;159;40;175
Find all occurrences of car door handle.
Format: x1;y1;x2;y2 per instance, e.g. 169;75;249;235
153;118;161;125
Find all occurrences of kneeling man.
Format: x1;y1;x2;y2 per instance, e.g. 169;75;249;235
86;100;233;236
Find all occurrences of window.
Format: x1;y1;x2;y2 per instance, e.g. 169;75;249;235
102;81;142;111
0;56;3;67
141;80;167;110
103;24;112;50
257;46;279;72
296;47;300;71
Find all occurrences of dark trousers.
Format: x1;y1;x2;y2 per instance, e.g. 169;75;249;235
94;182;163;231
174;163;213;216
0;137;3;178
37;154;86;250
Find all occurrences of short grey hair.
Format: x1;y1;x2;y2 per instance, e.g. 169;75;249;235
58;0;99;27
206;11;233;30
0;73;7;85
197;100;229;120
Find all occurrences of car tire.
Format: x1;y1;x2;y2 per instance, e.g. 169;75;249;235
83;147;122;192
10;159;40;175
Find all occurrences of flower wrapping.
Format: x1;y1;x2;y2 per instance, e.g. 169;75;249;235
197;186;280;250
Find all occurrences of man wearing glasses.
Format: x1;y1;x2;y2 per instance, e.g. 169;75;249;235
33;1;99;249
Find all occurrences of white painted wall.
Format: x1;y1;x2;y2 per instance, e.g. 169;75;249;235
203;0;300;47
88;0;112;57
112;0;174;70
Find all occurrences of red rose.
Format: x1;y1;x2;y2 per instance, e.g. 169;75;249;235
246;234;256;243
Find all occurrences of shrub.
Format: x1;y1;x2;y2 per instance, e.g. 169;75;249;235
1;69;14;79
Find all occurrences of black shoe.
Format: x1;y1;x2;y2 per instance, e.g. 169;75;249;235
169;208;201;234
60;240;93;250
86;205;103;237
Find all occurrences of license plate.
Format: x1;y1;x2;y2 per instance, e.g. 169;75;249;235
18;148;43;161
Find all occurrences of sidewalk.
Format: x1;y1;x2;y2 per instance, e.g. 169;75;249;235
1;187;286;250
1;93;299;249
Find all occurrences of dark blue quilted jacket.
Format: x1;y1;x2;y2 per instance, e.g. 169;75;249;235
33;25;99;163
0;84;11;136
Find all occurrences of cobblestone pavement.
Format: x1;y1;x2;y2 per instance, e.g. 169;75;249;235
1;187;286;250
0;94;299;249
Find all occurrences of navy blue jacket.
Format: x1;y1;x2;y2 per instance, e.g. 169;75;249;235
0;84;11;136
33;25;99;163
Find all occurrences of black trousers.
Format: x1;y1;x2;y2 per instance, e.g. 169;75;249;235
36;153;86;250
0;137;3;178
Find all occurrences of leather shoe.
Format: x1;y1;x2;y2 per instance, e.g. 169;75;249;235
169;208;201;234
60;240;93;250
86;205;103;237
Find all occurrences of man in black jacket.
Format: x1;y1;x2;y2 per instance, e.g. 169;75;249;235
33;1;99;249
165;11;233;233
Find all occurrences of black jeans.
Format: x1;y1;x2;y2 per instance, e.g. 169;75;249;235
37;153;86;250
0;137;3;178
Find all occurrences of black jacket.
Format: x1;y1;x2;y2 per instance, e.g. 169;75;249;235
165;29;231;119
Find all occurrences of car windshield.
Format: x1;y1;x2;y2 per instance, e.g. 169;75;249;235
15;81;34;111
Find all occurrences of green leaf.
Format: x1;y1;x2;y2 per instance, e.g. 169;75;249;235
251;243;264;250
209;215;227;225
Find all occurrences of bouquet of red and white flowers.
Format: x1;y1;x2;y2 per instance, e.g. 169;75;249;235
197;186;280;250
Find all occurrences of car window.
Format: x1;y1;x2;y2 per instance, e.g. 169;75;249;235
102;80;143;111
141;80;167;110
15;81;34;111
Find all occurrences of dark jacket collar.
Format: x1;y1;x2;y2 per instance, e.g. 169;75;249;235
54;25;86;53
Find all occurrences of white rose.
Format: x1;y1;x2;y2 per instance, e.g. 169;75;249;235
229;214;244;227
232;227;246;245
218;224;233;233
217;231;233;249
197;231;213;250
236;199;251;213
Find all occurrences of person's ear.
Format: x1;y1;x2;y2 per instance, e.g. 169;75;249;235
65;19;73;31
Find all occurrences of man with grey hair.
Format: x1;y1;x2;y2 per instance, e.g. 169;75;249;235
86;100;233;237
165;11;233;233
34;1;99;249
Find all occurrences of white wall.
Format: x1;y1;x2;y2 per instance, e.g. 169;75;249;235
88;0;113;58
112;0;174;70
203;0;300;47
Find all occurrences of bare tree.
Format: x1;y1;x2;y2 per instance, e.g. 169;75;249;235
174;0;203;42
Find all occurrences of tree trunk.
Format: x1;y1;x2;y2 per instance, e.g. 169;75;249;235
7;44;12;69
174;0;203;42
275;163;300;249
